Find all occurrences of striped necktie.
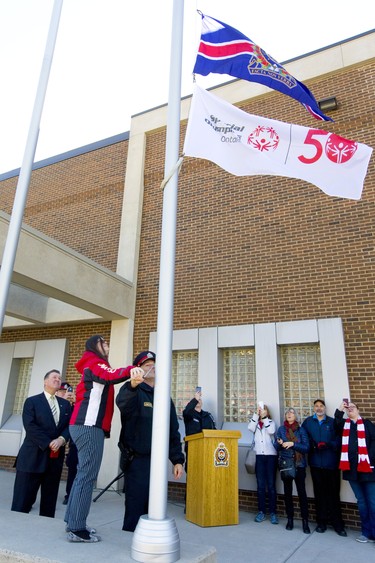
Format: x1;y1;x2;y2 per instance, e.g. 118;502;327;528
50;395;59;425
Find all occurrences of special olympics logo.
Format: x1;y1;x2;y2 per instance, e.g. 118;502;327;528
247;125;280;152
325;134;358;164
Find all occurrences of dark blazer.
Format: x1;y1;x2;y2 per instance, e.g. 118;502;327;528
15;392;71;473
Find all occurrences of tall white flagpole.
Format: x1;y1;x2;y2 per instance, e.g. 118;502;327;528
131;0;184;561
0;0;64;336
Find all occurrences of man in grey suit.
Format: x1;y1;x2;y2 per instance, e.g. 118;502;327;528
11;369;71;518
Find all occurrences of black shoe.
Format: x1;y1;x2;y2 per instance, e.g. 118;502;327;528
286;518;294;531
65;525;97;534
302;520;311;534
316;525;327;533
62;496;68;505
335;528;347;537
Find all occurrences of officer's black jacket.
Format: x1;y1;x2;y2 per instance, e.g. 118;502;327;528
116;381;184;466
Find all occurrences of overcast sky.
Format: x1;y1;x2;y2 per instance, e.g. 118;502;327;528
0;0;373;174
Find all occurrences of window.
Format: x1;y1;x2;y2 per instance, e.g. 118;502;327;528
14;358;33;414
281;344;323;420
223;348;256;422
1;357;33;428
150;318;347;428
171;351;198;416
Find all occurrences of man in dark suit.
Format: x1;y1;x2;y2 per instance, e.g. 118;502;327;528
11;369;71;518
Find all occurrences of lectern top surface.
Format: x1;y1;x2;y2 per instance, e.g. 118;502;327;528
184;429;241;441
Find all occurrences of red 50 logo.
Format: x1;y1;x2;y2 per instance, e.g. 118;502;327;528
298;129;358;164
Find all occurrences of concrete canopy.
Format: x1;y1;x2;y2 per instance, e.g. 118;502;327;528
0;211;134;327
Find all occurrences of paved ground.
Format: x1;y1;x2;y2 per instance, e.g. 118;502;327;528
0;469;374;562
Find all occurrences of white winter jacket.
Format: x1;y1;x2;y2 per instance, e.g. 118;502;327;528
248;414;277;456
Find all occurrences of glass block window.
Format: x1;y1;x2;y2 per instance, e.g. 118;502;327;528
171;351;198;416
223;348;256;422
281;345;323;420
13;358;33;414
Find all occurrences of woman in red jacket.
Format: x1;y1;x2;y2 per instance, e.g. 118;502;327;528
65;335;143;543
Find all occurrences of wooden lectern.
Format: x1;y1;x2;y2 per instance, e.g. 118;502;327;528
185;429;241;527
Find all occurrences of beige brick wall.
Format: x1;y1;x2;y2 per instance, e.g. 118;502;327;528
0;141;128;271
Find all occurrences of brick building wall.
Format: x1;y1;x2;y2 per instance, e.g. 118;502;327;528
0;140;128;271
134;60;375;420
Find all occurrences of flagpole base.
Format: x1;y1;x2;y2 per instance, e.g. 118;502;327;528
131;515;180;562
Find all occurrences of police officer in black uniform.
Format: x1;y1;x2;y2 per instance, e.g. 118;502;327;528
116;351;184;532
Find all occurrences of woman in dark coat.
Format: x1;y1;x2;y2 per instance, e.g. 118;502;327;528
275;407;310;533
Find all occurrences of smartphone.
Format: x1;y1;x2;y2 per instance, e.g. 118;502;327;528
343;398;349;407
67;386;73;393
195;386;202;393
258;401;264;410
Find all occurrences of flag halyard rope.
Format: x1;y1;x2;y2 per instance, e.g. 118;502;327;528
160;155;184;191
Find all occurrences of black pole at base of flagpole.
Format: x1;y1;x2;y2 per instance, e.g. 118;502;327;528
92;471;124;502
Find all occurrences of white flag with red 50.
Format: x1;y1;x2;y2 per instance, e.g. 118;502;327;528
183;85;373;200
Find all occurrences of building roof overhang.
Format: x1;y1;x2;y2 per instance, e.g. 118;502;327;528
0;211;134;328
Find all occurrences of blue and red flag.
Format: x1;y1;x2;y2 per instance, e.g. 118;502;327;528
193;13;333;122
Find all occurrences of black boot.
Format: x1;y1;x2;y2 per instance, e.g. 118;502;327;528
302;519;311;534
286;517;293;530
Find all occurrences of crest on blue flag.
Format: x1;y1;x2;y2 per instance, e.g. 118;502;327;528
193;13;333;122
247;45;296;88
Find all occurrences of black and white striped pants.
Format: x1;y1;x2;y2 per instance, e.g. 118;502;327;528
64;425;105;531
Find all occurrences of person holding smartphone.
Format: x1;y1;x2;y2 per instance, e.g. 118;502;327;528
182;387;216;514
335;400;375;543
248;402;278;524
183;387;216;472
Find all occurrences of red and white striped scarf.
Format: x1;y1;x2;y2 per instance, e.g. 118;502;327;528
339;417;372;472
